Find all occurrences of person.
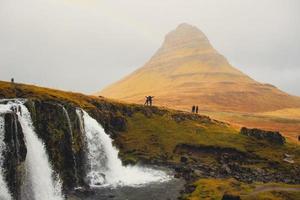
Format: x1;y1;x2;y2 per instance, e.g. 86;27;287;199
144;96;149;106
11;78;14;83
144;96;155;106
192;105;195;113
195;106;199;114
148;96;154;106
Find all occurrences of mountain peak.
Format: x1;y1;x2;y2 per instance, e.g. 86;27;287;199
157;23;212;56
175;23;205;33
176;23;198;30
99;24;300;114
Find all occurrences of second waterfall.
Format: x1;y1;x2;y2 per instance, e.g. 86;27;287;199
77;109;170;187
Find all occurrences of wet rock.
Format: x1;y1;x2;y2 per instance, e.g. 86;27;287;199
240;127;285;145
26;100;87;190
180;156;188;163
185;184;196;194
221;164;231;174
3;112;27;200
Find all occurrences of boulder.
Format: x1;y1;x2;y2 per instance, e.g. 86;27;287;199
240;127;285;145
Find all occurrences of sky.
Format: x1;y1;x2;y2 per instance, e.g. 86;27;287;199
0;0;299;95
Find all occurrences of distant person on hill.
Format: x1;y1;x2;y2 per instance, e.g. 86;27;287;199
144;96;149;106
144;96;154;106
192;105;195;113
11;78;14;83
195;106;199;114
148;96;154;106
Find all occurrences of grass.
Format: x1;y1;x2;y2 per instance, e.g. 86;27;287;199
1;80;300;199
117;111;300;168
186;178;300;200
116;111;248;162
200;110;300;143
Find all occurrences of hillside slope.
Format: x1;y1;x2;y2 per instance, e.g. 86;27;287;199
99;23;300;113
1;80;300;199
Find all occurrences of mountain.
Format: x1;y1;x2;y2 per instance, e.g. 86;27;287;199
98;23;300;113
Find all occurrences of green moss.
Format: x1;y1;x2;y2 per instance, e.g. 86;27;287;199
186;178;300;200
119;112;245;160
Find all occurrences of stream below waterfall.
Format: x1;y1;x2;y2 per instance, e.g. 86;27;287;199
67;177;185;200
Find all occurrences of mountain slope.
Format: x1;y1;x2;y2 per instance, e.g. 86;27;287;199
98;23;300;113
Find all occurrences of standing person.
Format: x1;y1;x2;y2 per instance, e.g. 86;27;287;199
144;96;149;106
192;105;195;113
195;106;199;114
148;96;154;106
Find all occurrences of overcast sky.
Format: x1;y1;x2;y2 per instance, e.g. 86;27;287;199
0;0;299;95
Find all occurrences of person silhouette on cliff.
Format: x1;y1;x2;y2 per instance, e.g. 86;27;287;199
144;96;149;106
192;105;195;113
148;96;154;106
144;96;154;106
195;106;199;114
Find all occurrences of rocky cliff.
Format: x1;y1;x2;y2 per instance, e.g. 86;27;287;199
1;81;300;199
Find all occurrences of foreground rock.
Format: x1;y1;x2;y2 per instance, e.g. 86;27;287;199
240;127;286;145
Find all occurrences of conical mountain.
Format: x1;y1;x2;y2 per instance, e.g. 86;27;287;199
98;23;300;113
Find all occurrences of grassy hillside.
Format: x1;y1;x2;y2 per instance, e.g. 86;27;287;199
186;178;300;200
1;80;300;199
98;24;300;143
201;110;300;143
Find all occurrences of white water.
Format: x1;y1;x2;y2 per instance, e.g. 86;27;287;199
17;104;64;200
78;109;171;187
0;115;12;200
0;101;64;200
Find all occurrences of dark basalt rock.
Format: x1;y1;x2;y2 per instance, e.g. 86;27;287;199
240;127;285;145
25;100;88;190
109;114;127;132
2;112;27;200
221;194;241;200
180;156;188;163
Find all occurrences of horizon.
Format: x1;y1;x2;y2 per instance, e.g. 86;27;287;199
0;0;299;96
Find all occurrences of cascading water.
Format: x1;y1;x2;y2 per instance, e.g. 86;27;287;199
17;103;64;200
0;115;12;200
61;106;79;187
0;100;64;200
77;109;171;187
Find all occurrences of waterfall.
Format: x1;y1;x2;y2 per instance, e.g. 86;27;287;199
61;106;79;187
0;101;64;200
77;109;170;187
0;115;12;200
17;103;64;200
